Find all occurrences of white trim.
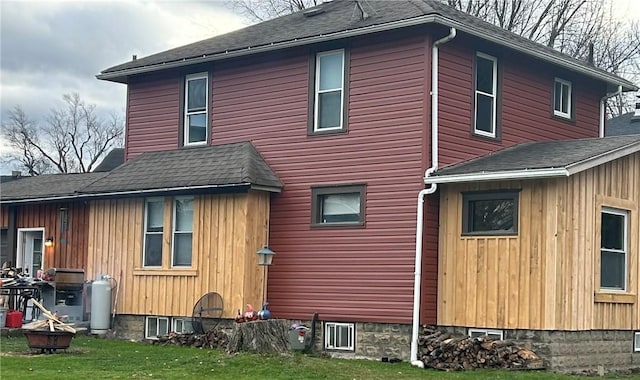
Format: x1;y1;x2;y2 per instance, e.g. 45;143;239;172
425;168;569;184
634;332;640;352
324;322;354;351
16;228;45;275
565;142;640;175
172;317;194;334
171;196;193;268
600;207;629;292
183;72;208;146
314;49;345;132
474;52;498;138
468;328;504;340
553;78;572;119
96;15;636;92
145;316;169;339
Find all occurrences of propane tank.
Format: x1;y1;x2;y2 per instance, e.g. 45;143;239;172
90;274;112;335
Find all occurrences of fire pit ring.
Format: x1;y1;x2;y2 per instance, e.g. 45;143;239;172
23;330;75;354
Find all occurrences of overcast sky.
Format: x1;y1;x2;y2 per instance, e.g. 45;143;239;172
0;0;639;174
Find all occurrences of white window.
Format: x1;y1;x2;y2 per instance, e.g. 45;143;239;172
468;328;504;340
172;197;193;267
600;207;628;291
314;49;345;132
474;52;498;138
184;73;208;146
324;322;354;351
553;78;572;119
634;332;640;352
172;318;194;334
143;198;164;267
145;316;169;339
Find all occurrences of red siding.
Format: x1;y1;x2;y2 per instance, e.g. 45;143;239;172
122;29;608;325
438;36;602;166
14;202;89;274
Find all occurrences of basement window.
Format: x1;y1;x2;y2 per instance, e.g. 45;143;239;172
468;328;504;340
172;318;194;334
635;332;640;352
325;322;354;351
145;316;169;339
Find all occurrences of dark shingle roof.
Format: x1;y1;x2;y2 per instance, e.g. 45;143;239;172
0;172;107;202
429;135;640;182
606;112;640;136
93;148;125;172
98;0;635;91
81;142;282;194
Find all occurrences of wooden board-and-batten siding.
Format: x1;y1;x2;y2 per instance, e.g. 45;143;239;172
86;191;270;318
438;152;640;331
0;203;89;271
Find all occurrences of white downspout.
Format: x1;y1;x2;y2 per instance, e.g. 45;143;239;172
410;27;456;368
599;85;622;137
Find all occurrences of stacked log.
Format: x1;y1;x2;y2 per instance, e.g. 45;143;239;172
156;330;229;350
418;325;544;370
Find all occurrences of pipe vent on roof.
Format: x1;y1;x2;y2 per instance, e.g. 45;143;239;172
132;54;137;61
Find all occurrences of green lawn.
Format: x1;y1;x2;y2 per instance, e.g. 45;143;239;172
0;335;622;379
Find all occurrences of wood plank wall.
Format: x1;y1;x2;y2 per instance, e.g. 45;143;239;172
86;191;270;318
0;202;89;271
438;153;640;331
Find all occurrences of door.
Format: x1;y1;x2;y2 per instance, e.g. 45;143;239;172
17;229;45;277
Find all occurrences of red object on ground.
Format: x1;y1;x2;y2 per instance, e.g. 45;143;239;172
6;310;23;328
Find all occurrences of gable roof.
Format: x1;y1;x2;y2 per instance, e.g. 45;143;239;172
1;142;282;204
606;112;640;137
93;148;125;172
0;172;107;203
426;135;640;184
97;0;636;92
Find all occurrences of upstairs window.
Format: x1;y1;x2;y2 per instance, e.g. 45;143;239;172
311;184;365;226
462;190;518;235
312;49;346;133
600;207;628;291
474;52;498;138
553;78;572;119
184;73;208;146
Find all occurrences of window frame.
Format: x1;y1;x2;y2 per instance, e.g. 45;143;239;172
599;207;628;292
324;322;355;351
171;196;194;268
311;184;366;227
553;77;572;119
473;52;498;139
309;48;349;135
145;316;169;340
468;328;504;340
172;317;194;334
462;190;519;236
143;197;165;268
183;72;209;147
634;332;640;352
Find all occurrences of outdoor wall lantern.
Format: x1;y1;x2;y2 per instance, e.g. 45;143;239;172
44;237;54;247
256;245;275;309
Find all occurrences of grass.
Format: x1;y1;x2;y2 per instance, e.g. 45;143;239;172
0;334;627;379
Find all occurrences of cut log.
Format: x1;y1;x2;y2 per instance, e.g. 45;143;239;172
227;319;291;354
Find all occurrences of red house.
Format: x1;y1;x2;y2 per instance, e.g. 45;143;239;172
8;0;638;372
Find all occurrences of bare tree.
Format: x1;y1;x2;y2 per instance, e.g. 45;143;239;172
1;93;124;175
227;0;319;22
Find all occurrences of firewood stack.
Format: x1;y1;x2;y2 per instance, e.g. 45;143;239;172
21;299;77;334
418;325;544;370
156;330;229;350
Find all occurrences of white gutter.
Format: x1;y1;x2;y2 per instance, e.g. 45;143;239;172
410;27;456;369
599;85;623;137
424;168;569;184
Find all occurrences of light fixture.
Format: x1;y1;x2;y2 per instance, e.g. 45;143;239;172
44;237;54;247
256;245;276;308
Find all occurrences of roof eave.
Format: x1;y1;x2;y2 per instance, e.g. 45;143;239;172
97;13;635;91
424;168;569;184
565;140;640;175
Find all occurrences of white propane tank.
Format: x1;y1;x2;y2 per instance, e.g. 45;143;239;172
90;275;112;334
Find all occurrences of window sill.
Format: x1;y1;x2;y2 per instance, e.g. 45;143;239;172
594;292;636;304
133;268;198;277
